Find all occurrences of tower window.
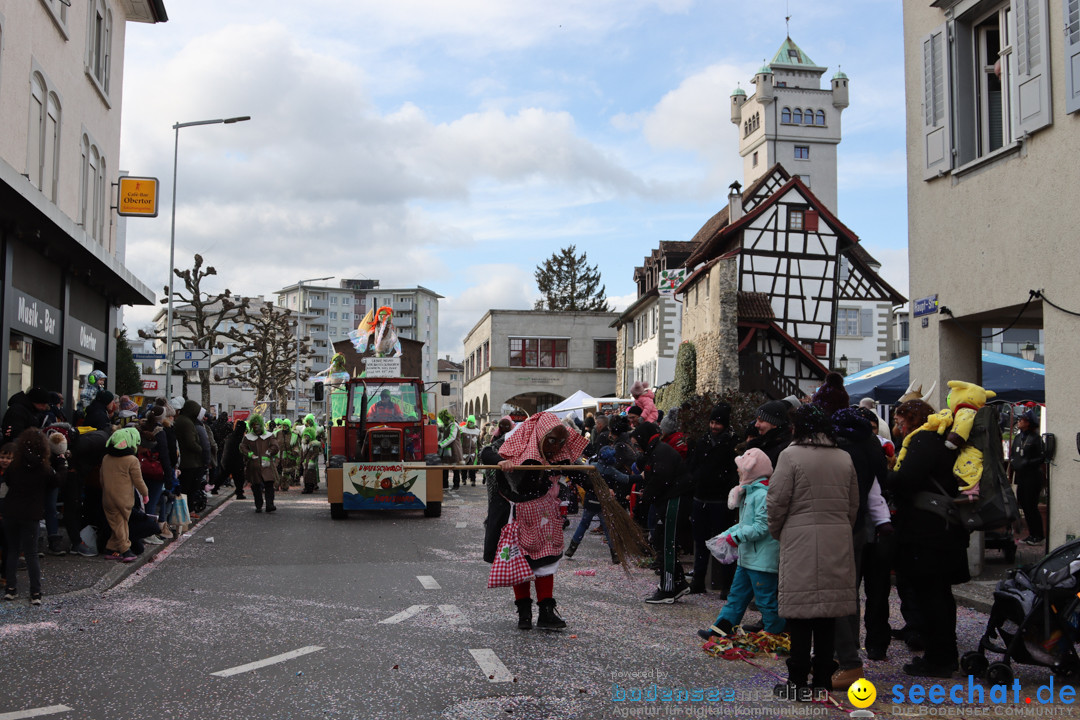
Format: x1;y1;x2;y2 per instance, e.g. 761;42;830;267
794;146;810;160
793;108;803;124
782;107;792;123
752;151;759;167
815;110;826;126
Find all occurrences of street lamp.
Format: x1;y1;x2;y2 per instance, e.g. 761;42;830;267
164;115;251;400
1020;342;1037;361
295;276;333;420
838;354;849;374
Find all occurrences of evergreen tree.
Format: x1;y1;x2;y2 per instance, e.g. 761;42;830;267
534;245;609;311
114;329;143;396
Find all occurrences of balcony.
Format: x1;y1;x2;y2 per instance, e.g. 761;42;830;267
394;313;415;327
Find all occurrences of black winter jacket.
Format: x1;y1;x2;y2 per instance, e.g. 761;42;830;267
747;425;792;468
686;428;738;503
638;437;692;507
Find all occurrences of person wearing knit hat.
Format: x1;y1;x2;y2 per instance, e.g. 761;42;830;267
687;401;739;596
748;400;793;467
83;389;116;432
810;373;850;419
631;421;694;604
698;447;783;639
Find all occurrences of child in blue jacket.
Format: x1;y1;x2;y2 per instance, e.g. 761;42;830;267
699;447;784;637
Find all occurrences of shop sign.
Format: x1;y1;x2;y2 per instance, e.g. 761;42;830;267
65;320;106;361
8;290;60;344
142;380;159;391
117;176;159;217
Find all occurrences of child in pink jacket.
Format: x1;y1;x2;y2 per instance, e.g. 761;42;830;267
629;381;658;423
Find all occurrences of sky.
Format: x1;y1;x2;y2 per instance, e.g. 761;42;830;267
118;0;909;361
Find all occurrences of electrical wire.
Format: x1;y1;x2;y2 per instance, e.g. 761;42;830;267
940;290;1037;340
1031;289;1080;318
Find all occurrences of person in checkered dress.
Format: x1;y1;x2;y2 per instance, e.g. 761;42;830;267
483;412;587;631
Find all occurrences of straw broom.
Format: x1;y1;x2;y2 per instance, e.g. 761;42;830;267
434;463;652;574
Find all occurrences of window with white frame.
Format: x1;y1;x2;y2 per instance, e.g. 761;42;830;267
28;73;61;201
86;0;112;97
794;145;809;160
837;308;861;337
329;311;337;319
79;134;107;242
330;296;337;304
921;0;1056;179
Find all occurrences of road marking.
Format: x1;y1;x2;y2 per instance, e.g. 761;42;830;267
210;646;325;677
455;522;467;528
438;604;466;625
378;604;429;624
0;706;73;720
469;649;512;682
417;575;441;590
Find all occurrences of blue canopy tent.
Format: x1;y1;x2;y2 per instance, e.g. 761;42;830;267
844;351;1044;404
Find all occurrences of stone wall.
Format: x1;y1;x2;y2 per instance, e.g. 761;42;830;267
680;258;740;395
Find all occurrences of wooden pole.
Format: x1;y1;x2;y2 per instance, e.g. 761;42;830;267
406;464;595;471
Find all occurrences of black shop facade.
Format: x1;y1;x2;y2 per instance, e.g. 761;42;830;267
0;174;154;419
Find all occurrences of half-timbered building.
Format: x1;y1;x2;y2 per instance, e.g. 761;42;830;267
678;164;905;398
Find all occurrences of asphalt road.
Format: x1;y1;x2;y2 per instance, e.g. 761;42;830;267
0;485;1074;720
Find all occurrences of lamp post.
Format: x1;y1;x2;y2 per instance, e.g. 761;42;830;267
1020;342;1037;361
164;115;251;400
294;276;333;420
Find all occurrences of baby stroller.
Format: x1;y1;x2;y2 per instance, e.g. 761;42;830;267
961;538;1080;684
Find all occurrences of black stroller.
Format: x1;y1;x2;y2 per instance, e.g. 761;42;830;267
962;539;1080;684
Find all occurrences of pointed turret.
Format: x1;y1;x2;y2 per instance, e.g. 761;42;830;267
730;85;747;125
832;68;850;109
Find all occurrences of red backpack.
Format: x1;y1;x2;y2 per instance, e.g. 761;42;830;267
137;445;164;483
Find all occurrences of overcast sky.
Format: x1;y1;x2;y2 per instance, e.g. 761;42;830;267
119;0;908;360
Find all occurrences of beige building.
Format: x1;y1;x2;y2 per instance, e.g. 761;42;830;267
903;0;1079;546
462;310;619;421
436;356;464;417
0;0;165;415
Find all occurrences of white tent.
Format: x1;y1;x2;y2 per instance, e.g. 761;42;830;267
544;390;596;421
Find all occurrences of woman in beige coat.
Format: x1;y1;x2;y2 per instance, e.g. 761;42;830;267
101;427;149;563
767;404;858;697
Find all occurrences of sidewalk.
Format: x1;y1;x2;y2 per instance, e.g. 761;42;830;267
37;489;234;600
953;534;1047;613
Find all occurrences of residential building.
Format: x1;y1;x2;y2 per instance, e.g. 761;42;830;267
0;0;167;415
276;281;361;412
902;0;1077;545
676;35;904;398
358;286;442;383
610;242;695;396
462;310;619;421
437;356;464;417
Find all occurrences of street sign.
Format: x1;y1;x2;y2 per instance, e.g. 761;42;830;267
117;176;159;217
132;353;167;360
176;360;207;370
913;295;939;318
173;349;211;362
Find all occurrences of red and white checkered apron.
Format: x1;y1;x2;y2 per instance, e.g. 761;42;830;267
514;479;564;560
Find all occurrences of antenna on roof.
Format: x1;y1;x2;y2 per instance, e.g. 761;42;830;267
785;0;791;37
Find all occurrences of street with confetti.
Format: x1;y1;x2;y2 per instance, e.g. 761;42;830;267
1;485;1077;720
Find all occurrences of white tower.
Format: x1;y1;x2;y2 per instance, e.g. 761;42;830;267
729;37;849;212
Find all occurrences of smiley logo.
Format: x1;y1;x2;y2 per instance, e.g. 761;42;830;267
848;678;877;708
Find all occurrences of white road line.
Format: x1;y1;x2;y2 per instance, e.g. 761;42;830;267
469;649;512;682
417;575;441;590
378;604;429;624
455;522;467;528
438;604;466;625
0;706;73;720
210;646;325;678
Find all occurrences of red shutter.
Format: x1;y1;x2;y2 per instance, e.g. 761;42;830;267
812;342;828;357
804;210;819;232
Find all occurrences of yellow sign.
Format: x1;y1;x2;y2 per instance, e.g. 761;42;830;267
117;176;159;217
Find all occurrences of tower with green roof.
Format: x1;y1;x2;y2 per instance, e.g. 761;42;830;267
730;36;849;211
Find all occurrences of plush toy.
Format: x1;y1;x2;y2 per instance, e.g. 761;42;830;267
943;380;996;494
893;408;953;472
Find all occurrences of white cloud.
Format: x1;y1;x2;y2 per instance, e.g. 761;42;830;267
438;266;538;359
607;291;638;313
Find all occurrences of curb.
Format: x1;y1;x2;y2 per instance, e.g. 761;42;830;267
50;491;235;601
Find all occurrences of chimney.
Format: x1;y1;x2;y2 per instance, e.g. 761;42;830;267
728;181;744;223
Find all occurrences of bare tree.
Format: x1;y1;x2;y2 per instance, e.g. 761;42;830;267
139;254;250;408
222;301;315;415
